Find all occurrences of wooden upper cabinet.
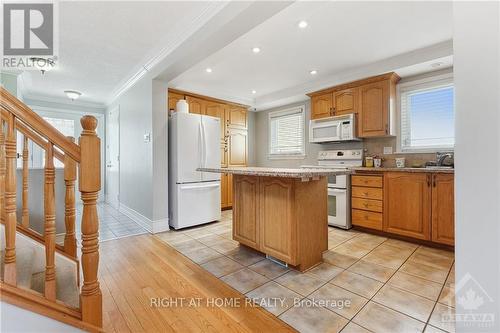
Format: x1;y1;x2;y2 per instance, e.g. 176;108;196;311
206;102;226;141
431;174;455;245
259;178;295;264
333;88;358;115
227;106;247;129
359;80;390;137
384;172;431;240
186;96;206;115
227;128;247;166
168;92;184;112
233;175;259;248
311;93;333;119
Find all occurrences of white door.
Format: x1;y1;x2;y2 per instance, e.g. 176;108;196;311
201;115;221;182
173;113;202;183
106;107;120;208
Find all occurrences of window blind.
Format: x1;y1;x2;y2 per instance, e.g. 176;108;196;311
400;82;454;152
269;106;305;156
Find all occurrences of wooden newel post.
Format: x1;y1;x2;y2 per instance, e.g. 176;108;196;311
79;116;102;327
4;114;17;285
64;137;77;257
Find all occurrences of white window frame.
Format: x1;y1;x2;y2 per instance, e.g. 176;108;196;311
268;105;306;160
396;72;454;153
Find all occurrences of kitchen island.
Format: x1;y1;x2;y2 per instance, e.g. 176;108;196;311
198;167;350;271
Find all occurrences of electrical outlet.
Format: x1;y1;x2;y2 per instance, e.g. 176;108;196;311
383;146;393;155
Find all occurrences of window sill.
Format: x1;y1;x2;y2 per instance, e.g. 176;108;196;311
395;148;454;154
268;154;306;160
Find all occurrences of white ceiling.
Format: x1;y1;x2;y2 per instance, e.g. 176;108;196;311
20;1;219;105
169;1;453;109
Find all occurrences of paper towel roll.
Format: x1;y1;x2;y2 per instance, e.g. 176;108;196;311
176;99;189;114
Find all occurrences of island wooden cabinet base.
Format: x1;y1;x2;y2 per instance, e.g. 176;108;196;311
232;175;328;272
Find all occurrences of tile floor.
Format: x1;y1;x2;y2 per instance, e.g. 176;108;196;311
156;210;456;333
76;202;148;242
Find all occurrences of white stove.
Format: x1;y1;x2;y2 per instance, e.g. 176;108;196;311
303;149;363;229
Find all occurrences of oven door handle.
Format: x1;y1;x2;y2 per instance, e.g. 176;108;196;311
328;188;347;194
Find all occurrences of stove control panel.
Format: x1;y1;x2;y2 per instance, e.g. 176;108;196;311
318;149;363;161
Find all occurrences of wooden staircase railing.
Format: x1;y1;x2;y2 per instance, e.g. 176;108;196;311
0;86;102;328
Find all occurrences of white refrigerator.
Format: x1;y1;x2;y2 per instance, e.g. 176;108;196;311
169;112;221;229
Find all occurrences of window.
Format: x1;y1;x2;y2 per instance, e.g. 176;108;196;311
399;74;454;152
268;106;305;158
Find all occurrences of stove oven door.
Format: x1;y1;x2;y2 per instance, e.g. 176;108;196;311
327;187;350;229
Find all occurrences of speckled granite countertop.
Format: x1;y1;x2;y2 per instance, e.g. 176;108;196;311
198;167;350;178
352;167;454;174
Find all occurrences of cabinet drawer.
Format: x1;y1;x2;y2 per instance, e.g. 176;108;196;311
352;198;382;213
352;209;383;230
352;175;383;188
352;186;383;200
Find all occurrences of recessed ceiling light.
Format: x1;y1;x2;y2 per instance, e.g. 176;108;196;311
298;20;308;29
431;62;444;68
252;47;261;54
310;70;318;75
64;90;82;101
252;90;257;94
205;68;212;73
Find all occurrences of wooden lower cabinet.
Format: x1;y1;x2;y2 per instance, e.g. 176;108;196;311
232;175;327;270
259;178;295;263
232;176;259;248
384;173;431;240
431;174;455;245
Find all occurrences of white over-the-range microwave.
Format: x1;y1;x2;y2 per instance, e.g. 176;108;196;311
309;113;360;143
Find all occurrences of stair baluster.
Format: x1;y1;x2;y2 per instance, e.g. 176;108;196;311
4;113;17;285
0;119;5;225
79;116;102;327
44;143;56;300
64;136;77;258
22;135;29;227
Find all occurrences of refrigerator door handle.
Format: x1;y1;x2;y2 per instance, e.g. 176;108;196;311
198;121;203;168
180;183;220;190
202;119;208;167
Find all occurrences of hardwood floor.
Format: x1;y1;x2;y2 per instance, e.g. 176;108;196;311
99;234;295;333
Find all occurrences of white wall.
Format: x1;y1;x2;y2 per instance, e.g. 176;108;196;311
454;2;500;332
106;74;169;232
0;302;83;333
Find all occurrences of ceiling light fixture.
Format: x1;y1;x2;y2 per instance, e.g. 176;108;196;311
310;70;318;75
205;68;212;73
64;90;82;101
252;90;257;94
298;20;308;29
252;47;261;54
29;57;56;75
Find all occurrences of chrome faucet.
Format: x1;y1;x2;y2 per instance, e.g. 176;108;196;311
436;152;454;166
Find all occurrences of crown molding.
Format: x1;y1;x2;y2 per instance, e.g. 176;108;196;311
105;1;228;107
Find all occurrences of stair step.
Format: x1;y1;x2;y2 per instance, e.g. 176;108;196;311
1;247;36;289
31;264;80;309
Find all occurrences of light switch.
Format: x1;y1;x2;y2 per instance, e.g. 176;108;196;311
383;146;393;155
144;133;151;143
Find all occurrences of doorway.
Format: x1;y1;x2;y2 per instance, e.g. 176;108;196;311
106;106;120;209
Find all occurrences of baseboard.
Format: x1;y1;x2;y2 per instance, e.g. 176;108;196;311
118;204;169;234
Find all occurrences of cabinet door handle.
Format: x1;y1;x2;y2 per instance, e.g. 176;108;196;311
363;192;369;196
363;203;369;208
385;124;388;135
